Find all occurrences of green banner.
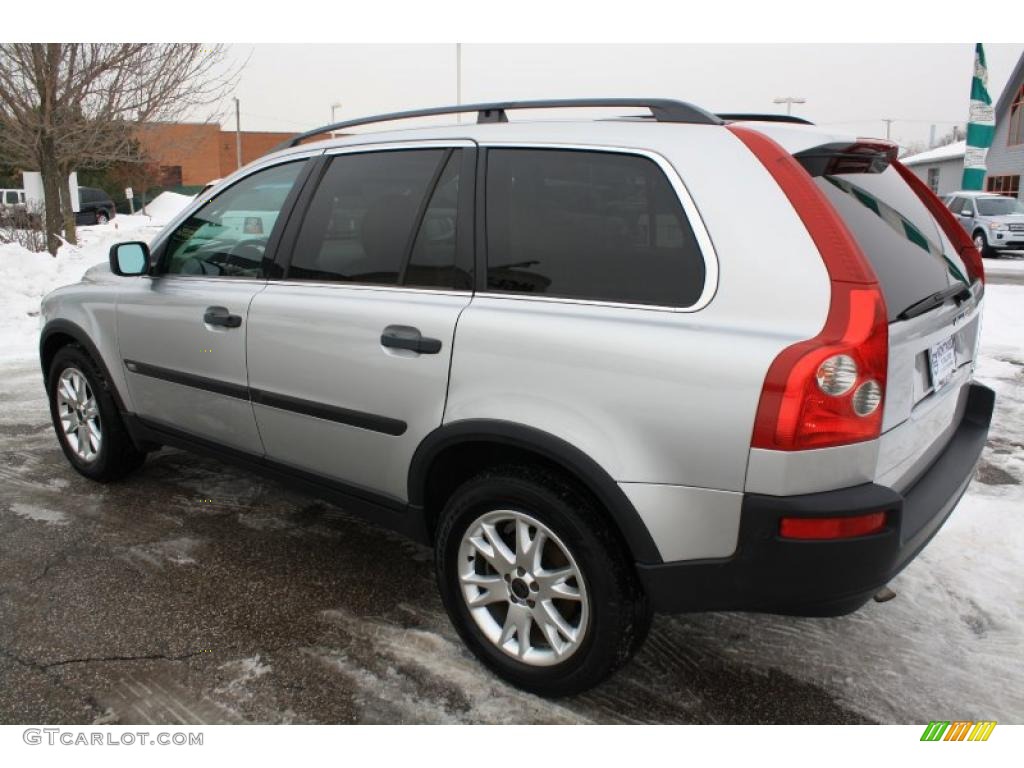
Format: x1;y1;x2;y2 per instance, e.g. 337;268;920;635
962;43;994;190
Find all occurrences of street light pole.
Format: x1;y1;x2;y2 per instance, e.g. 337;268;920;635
234;97;242;170
456;43;462;124
773;96;806;115
882;118;894;140
331;102;343;138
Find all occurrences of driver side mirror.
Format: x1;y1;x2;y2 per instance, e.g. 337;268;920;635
109;241;150;276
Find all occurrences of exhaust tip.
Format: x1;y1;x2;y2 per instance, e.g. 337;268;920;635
873;586;897;603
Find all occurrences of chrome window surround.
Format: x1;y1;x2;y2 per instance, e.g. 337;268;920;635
147;139;721;313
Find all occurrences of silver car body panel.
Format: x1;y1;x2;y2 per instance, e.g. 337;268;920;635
116;275;266;452
40;117;985;567
246;283;471;502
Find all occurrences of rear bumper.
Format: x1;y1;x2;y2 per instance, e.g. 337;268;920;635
638;383;995;616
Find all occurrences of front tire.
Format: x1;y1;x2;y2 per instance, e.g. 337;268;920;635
47;345;145;482
434;465;651;696
974;230;997;258
95;210;109;225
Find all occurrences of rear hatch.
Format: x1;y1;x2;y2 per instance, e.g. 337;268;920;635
812;162;981;491
753;124;983;495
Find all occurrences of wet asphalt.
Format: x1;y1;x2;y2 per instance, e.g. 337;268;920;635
0;358;880;725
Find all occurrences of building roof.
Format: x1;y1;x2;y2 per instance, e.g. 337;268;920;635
995;50;1024;117
900;140;966;166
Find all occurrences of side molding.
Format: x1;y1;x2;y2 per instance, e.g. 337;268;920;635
408;419;664;564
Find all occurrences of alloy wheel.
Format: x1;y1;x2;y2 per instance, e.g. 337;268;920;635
55;367;102;462
458;509;589;667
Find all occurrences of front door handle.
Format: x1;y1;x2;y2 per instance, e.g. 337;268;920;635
381;325;442;355
203;306;242;328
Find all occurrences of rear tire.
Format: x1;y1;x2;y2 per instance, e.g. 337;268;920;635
434;464;651;697
47;344;145;482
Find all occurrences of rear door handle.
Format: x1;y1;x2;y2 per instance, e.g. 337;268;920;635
381;325;442;355
203;306;242;328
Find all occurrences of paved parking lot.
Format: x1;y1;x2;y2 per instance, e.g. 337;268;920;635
1;324;1022;723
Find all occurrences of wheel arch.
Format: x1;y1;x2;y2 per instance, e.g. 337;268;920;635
40;318;128;412
408;419;663;564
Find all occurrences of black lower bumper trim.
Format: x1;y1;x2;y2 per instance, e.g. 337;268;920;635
639;383;995;616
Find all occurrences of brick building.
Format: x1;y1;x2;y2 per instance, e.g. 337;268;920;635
135;123;303;187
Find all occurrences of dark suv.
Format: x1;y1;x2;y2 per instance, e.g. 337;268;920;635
76;186;116;225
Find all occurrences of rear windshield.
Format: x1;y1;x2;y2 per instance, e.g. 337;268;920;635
976;196;1024;216
812;167;969;322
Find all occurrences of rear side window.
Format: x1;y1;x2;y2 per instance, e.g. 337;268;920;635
289;148;466;289
812;167;969;321
485;148;706;307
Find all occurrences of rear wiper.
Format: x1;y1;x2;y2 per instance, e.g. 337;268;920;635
896;284;973;321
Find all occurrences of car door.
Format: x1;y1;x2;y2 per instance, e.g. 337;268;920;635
117;157;312;452
246;143;475;502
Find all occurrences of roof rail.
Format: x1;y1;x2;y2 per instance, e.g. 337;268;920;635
717;113;814;125
273;98;724;152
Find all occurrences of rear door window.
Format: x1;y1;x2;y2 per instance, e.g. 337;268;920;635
288;148;462;288
812;167;969;321
485;148;706;307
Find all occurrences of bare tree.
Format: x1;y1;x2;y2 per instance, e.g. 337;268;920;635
0;44;240;254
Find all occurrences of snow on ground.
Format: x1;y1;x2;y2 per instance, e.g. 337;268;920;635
0;192;192;362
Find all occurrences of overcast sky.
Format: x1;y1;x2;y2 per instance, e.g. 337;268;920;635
221;43;1024;149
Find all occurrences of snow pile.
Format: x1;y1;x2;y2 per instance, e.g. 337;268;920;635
140;191;194;222
0;192;192;363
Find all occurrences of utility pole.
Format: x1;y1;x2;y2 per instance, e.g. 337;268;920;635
456;43;462;124
773;96;806;115
234;97;242;170
929;124;936;149
882;118;894;140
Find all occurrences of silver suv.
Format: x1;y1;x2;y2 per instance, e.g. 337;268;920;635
39;100;995;696
945;190;1024;257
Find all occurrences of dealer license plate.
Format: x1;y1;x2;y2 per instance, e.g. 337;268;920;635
929;336;956;391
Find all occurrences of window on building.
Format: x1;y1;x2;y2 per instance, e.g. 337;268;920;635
159;166;183;187
485;148;706;307
926;167;940;193
1009;84;1024;146
986;175;1021;198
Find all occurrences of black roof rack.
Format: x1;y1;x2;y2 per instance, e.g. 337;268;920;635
274;98;724;151
717;113;814;125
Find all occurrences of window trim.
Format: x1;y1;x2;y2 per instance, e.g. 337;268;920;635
985;174;1021;199
1008;84;1024;147
476;141;720;313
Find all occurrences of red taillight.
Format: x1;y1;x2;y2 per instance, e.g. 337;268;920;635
780;512;887;540
728;125;889;451
892;159;984;286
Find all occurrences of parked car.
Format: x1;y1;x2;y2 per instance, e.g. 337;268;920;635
76;186;116;225
945;190;1024;257
38;99;994;696
0;188;26;222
